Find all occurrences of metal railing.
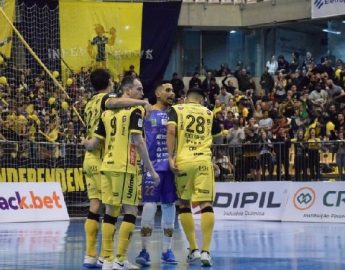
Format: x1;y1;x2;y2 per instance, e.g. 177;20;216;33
1;140;344;183
213;140;345;182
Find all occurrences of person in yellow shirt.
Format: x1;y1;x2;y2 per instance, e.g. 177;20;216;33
167;88;221;267
81;69;153;269
83;76;159;270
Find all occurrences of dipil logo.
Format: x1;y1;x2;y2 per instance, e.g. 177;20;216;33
0;191;62;210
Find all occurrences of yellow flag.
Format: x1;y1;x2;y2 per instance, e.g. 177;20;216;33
59;0;142;80
0;0;15;57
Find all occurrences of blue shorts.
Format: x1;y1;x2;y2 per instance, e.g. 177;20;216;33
141;171;177;204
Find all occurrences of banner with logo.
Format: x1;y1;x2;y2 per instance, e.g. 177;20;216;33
140;2;182;101
0;0;15;57
0;183;69;223
312;0;345;19
282;182;345;223
59;0;143;80
192;181;289;221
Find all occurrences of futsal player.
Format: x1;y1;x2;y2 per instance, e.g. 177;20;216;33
135;82;178;266
167;87;221;267
83;76;159;270
82;69;151;269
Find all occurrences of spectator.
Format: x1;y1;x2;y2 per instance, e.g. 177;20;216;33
207;78;220;106
335;131;345;181
277;55;289;74
307;128;321;181
289;52;300;73
201;71;214;92
273;72;287;102
188;72;202;89
223;110;234;130
258;129;274;181
253;102;264;122
236;68;252;92
308;84;328;109
272;127;291;180
227;98;239;118
326;79;345;102
218;86;233;105
221;74;236;95
217;63;231;77
170;72;185;99
258;110;273;138
302;51;314;69
292;129;308;181
266;55;278;75
278;90;295;118
124;64;138;78
260;67;274;97
241;127;260;181
213;148;234;182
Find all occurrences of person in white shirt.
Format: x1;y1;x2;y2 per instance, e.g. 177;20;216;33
266;55;278;75
218;86;233;105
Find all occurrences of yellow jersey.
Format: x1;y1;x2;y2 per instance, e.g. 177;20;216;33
168;103;219;164
84;92;114;160
94;106;144;174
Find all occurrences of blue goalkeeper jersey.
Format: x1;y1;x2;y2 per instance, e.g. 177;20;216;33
144;109;169;171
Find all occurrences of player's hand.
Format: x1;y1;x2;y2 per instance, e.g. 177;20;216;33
151;171;160;187
169;158;179;174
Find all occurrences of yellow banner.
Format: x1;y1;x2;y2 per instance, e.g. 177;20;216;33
59;0;142;80
0;0;15;57
0;167;85;193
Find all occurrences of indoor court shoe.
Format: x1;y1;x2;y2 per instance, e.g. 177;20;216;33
112;258;140;270
135;249;151;266
96;257;104;268
161;249;178;264
186;249;201;264
200;251;212;267
83;255;97;268
101;258;113;270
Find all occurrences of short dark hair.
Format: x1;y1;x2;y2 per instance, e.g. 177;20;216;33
121;75;136;91
90;69;111;91
187;87;205;98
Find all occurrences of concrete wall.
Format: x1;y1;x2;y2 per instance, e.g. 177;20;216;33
179;0;311;28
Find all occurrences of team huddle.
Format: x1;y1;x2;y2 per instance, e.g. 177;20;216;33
81;69;219;270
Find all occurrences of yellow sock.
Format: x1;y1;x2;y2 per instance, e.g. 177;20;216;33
102;215;117;260
179;212;198;250
100;206;121;258
201;211;214;252
116;221;135;258
85;218;99;257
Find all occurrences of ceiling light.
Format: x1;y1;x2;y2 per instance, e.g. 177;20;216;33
322;29;341;35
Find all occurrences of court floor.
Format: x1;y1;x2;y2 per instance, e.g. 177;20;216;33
0;217;344;270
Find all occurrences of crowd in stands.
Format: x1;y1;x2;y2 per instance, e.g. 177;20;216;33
1;51;345;181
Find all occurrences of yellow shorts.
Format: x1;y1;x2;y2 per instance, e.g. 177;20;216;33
101;171;139;206
83;158;102;200
175;160;215;202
